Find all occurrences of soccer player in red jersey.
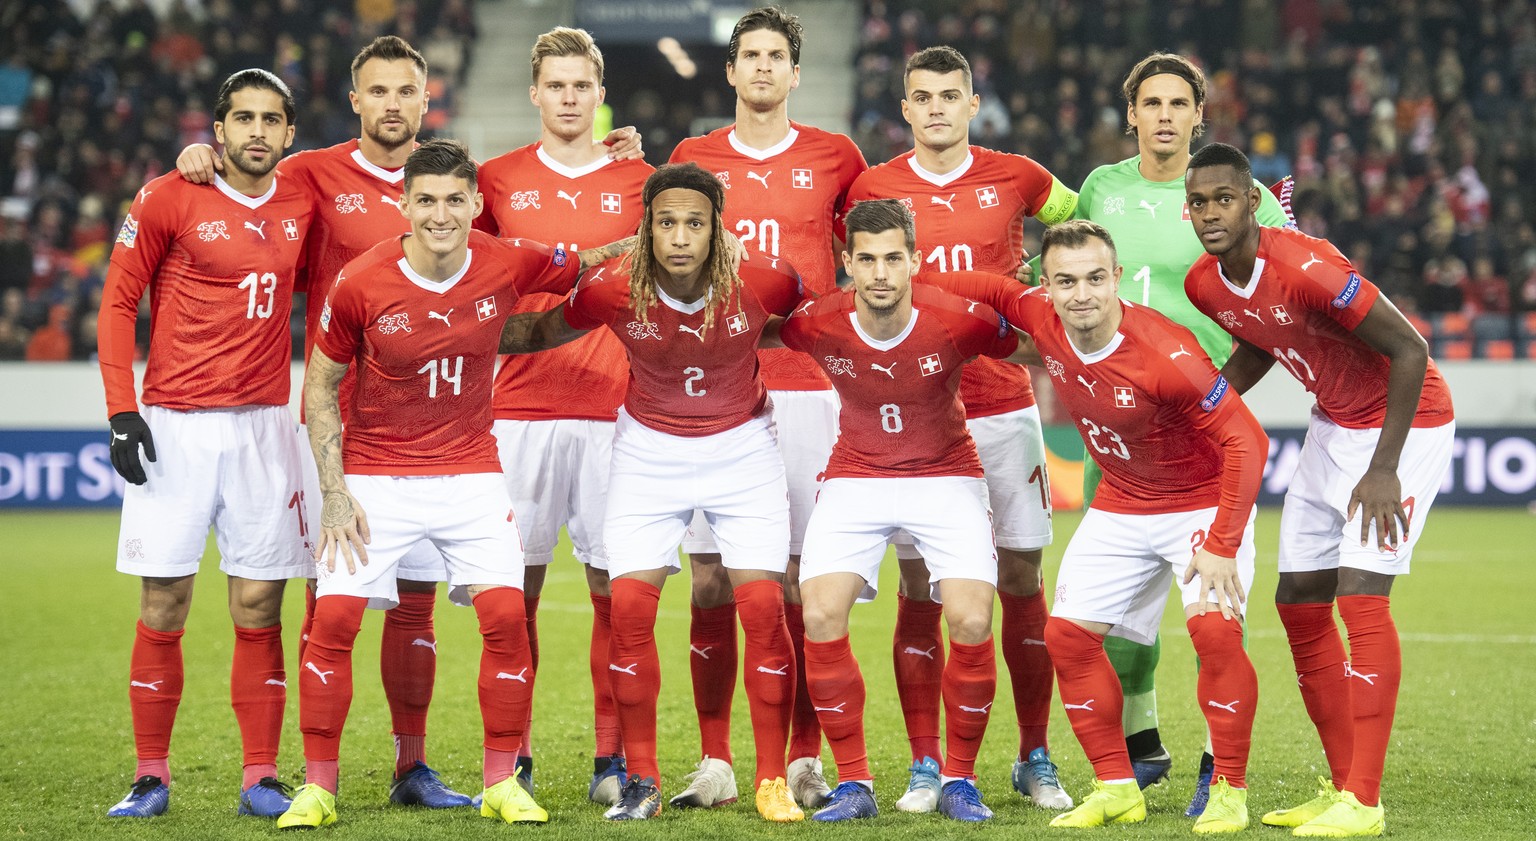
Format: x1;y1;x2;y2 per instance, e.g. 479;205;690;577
1185;144;1455;838
98;69;313;820
945;220;1269;833
775;199;1024;823
472;26;652;806
843;45;1079;811
666;7;867;811
500;163;804;822
280;140;587;829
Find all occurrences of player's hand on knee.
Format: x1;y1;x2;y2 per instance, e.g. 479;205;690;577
601;126;644;161
108;411;156;485
175;143;221;184
1347;467;1405;552
1184;548;1245;620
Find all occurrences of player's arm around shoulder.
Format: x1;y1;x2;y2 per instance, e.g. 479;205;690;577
498;302;589;354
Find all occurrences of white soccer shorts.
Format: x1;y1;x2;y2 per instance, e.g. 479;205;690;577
116;404;311;580
1052;505;1258;646
315;473;525;609
799;476;996;602
682;388;837;556
297;424;447;582
493;418;615;569
1279;410;1455;576
605;409;790;578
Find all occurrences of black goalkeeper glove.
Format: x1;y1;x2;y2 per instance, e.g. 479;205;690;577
109;411;157;485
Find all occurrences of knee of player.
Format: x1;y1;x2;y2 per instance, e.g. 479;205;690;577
944;612;994;646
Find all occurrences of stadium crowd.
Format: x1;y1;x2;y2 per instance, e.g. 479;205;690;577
0;0;476;361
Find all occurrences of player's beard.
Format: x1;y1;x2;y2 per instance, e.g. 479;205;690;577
365;116;416;151
226;143;281;179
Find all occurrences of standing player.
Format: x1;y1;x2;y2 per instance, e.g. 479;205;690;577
501;163;805;823
473;26;652;805
1185;144;1455;838
843;45;1078;811
1066;52;1291;807
281;140;583;829
784;200;1025;824
667;5;867;812
98;69;312;819
946;220;1267;833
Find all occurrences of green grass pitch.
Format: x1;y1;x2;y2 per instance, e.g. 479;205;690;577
0;507;1531;839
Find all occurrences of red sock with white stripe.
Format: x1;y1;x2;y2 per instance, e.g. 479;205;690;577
1187;612;1258;788
803;635;870;783
941;637;996;779
689;601;736;765
892;594;944;761
1277;601;1353;789
129;621;183;783
589;592;622;757
1045;617;1133;781
609;579;663;783
300;595;368;793
231;623;284;788
380;589;435;777
472;587;533;789
735;580;793;782
1337;595;1401;807
999;589;1053;756
783;601;823;760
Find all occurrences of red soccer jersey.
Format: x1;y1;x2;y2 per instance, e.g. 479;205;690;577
1186;226;1455;429
846;147;1056;418
315;231;579;474
943;273;1267;557
475;143;651;421
563;258;804;437
670;123;867;390
780;284;1019;479
100;172;313;416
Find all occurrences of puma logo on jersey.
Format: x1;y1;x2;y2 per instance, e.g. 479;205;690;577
379;195;397;207
902;645;936;659
411;638;437;654
958;702;993;714
1207;699;1241;713
129;680;163;691
1077;375;1098;397
870;361;897;378
690;645;713;659
305;662;334;685
496;668;530;683
746;170;771;188
677;323;706;340
755;664;790;676
608;663;639;675
244;220;266;239
1243;308;1265;324
1063;699;1095;711
1139;199;1162;217
1300;253;1323;271
813;701;847;714
557;189;581;209
428;309;453;327
967;300;983;314
1170;346;1193;360
931;194;956;212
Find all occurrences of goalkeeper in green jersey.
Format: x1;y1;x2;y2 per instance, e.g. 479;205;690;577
1071;52;1290;814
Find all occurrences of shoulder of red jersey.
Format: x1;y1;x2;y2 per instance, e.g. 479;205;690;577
914;283;1010;334
741;253;805;296
669;127;731;161
277;139;358;176
478;143;539;174
335;235;405;290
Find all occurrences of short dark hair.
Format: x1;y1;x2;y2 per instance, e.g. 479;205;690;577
1122;52;1207;108
351;35;428;86
214;68;295;124
905;46;972;91
1187;142;1254;185
403;139;477;192
844;199;916;252
728;6;802;66
1040;220;1118;268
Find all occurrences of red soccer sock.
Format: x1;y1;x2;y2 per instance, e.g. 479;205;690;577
298;584;316;664
1277;601;1353;789
609;579;663;784
231;623;284;788
892;593;944;761
300;595;368;793
1187;613;1258;788
689;601;737;765
472;587;533;788
941;637;997;779
999;589;1053;756
735;580;794;782
130;621;184;783
803;635;870;783
589;592;623;757
1337;595;1401;807
520;594;541;758
380;589;436;777
783;601;823;760
1045;617;1132;781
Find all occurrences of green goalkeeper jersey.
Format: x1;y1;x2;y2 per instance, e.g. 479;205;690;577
1075;155;1290;365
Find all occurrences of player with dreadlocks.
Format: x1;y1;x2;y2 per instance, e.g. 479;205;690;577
500;161;809;822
